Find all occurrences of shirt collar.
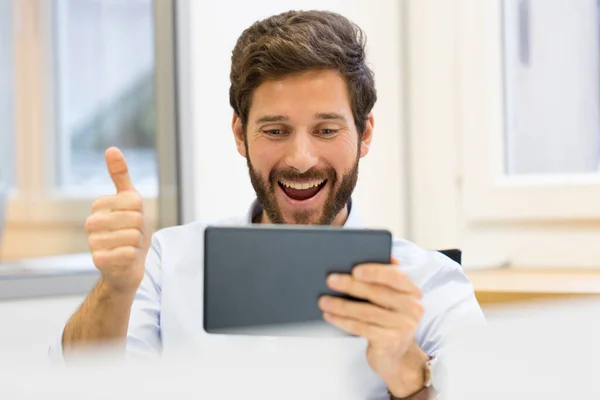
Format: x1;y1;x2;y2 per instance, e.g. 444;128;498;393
247;198;365;229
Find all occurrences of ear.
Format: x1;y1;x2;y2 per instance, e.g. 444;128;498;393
359;113;374;158
232;113;247;158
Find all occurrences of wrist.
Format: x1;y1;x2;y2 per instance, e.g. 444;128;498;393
98;277;138;300
388;387;435;400
387;343;430;398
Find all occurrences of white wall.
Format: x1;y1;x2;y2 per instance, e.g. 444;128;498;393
404;0;461;252
184;0;408;237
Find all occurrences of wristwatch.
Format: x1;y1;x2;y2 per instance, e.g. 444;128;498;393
423;354;437;388
388;355;438;399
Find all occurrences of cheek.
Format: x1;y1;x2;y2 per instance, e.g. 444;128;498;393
328;135;360;168
248;139;281;173
339;133;359;154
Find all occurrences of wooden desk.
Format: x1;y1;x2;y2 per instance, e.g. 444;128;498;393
467;267;600;306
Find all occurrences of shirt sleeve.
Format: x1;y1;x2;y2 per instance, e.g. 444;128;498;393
416;252;486;357
413;252;486;394
123;234;163;359
47;234;164;363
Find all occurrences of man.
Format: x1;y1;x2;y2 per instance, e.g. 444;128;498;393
51;10;484;399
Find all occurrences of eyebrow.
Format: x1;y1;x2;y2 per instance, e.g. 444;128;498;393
254;115;289;124
254;112;348;125
314;112;347;122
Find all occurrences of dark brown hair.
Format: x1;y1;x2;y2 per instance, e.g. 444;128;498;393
229;10;377;135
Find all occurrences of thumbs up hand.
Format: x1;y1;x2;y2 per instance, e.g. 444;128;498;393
85;147;150;294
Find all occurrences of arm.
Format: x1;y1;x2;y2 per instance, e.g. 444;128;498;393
56;236;162;361
387;253;486;399
319;250;484;399
62;278;136;356
386;343;436;399
60;147;150;358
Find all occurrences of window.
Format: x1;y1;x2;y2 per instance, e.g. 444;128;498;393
0;0;180;265
405;0;600;268
53;0;158;197
457;0;600;223
0;0;15;188
503;0;600;176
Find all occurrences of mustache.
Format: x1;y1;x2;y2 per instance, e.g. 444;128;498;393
269;167;335;182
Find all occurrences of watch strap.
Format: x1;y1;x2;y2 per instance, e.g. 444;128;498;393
388;386;435;400
388;355;438;399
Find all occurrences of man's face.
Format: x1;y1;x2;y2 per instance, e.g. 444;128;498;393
232;69;373;226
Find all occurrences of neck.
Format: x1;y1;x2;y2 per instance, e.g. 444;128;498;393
258;204;349;226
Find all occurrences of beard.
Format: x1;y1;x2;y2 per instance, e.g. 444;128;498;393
246;153;359;226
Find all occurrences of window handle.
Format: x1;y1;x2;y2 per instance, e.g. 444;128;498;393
518;0;531;67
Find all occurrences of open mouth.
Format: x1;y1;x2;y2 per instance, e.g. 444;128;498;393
278;179;327;201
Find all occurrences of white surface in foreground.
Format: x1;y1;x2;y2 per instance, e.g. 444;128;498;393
1;297;599;399
443;297;600;399
0;337;375;400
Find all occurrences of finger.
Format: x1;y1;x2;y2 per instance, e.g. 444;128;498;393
105;147;135;193
85;211;143;233
88;229;143;251
351;265;422;297
326;273;405;310
92;246;139;269
318;295;403;329
323;313;390;342
91;192;143;213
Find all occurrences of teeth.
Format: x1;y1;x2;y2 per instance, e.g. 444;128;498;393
280;179;325;190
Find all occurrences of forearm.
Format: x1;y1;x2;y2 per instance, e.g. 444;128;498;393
62;277;136;355
387;342;435;399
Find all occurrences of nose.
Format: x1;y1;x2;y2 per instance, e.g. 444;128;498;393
284;131;318;173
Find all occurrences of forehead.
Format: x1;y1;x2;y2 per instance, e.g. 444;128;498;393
249;69;352;121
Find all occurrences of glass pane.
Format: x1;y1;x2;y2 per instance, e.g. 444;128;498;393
503;0;600;175
53;0;157;195
0;0;15;188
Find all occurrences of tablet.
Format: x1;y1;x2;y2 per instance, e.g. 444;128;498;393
203;225;392;337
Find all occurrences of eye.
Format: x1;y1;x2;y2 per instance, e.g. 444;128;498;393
315;128;339;136
263;129;286;136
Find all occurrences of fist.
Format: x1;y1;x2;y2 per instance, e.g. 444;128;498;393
85;147;150;293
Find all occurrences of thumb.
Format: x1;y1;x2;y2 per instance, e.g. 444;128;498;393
105;147;135;193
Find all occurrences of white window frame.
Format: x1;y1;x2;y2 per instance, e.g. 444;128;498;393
458;0;600;223
7;0;157;228
405;0;600;270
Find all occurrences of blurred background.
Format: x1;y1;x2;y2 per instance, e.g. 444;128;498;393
0;0;599;363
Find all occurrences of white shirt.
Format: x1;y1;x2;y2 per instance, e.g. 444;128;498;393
50;200;484;398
